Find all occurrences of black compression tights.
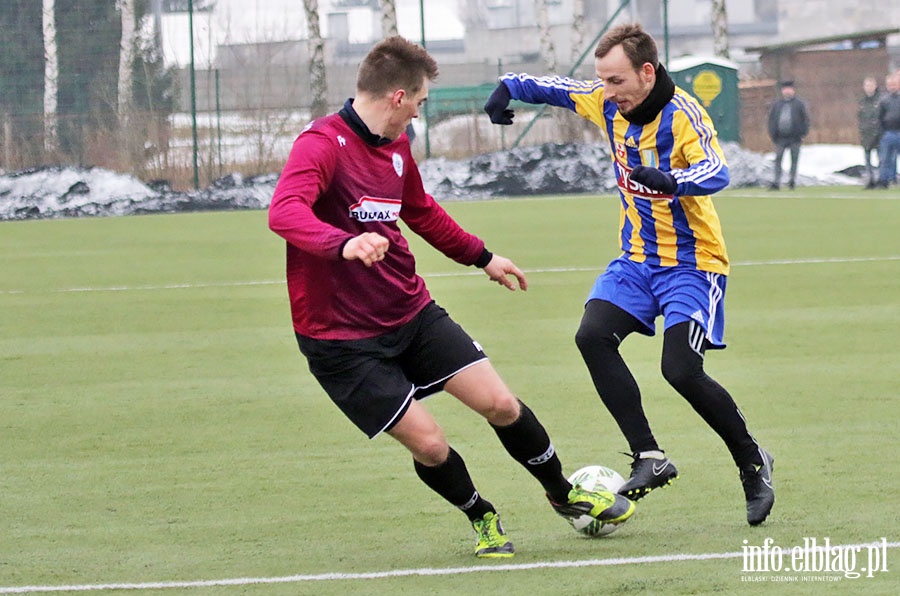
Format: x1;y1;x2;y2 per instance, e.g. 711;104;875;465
575;299;761;467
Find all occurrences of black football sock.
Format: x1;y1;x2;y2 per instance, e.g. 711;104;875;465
491;400;572;503
413;447;494;522
662;321;762;467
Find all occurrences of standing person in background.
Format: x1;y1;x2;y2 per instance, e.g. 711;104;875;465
269;35;635;560
876;73;900;188
858;76;882;189
483;23;775;526
767;81;809;190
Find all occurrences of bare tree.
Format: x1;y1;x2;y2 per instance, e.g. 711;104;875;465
117;0;135;125
381;0;398;37
457;0;487;32
571;0;585;67
534;0;557;71
561;0;588;142
535;0;574;140
42;0;58;154
304;0;329;119
711;0;729;59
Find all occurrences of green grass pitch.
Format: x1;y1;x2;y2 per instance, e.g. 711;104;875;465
1;186;898;594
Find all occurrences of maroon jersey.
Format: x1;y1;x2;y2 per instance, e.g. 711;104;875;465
269;105;486;340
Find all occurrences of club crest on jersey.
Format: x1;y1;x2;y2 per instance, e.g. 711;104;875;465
616;163;674;200
348;196;402;222
392;153;403;177
615;142;627;161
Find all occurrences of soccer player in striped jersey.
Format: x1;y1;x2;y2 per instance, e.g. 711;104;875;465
484;23;774;526
269;36;635;559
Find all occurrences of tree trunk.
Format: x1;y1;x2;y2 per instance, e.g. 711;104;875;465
536;0;571;140
381;0;398;37
303;0;328;119
459;0;487;32
711;0;729;59
563;0;587;143
534;0;557;71
571;0;585;67
42;0;58;154
117;0;135;124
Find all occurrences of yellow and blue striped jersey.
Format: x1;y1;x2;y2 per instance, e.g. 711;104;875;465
501;73;730;275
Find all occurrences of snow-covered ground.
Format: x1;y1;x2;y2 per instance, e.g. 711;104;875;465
0;144;873;221
782;144;871;179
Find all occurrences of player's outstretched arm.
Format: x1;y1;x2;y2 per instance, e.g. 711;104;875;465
484;82;515;125
482;254;528;291
342;232;389;267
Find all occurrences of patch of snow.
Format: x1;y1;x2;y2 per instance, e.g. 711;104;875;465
0;144;870;221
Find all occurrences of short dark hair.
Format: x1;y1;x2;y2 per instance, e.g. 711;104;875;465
357;36;439;96
594;23;658;71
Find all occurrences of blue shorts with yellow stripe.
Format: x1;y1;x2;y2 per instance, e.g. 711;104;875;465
587;256;728;349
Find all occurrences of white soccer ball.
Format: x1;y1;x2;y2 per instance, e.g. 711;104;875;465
567;465;627;537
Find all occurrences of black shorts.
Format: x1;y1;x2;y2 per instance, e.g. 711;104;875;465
295;302;487;438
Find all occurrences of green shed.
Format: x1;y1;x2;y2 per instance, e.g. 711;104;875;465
668;56;740;143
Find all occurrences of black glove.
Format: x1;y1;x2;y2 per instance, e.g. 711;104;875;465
630;165;678;195
484;82;515;125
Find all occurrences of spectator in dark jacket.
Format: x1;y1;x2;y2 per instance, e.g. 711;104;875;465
876;73;900;188
767;81;809;190
858;76;882;189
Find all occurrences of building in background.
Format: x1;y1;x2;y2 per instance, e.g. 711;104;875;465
740;28;899;151
6;1;896;181
161;0;900;96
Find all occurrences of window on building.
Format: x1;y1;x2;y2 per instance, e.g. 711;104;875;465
754;0;777;22
635;0;663;29
585;0;608;22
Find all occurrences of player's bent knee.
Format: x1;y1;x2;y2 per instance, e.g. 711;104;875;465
487;392;521;425
574;319;597;352
470;389;519;427
575;319;617;357
409;434;450;466
660;354;705;392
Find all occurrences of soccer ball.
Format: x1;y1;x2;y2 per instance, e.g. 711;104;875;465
567;465;627;537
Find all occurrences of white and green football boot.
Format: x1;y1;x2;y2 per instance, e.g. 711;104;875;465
549;484;636;527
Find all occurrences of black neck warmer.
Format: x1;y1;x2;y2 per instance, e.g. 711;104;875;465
338;98;394;146
620;64;676;125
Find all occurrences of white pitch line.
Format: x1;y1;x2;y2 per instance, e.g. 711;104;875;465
727;192;900;201
2;541;897;593
735;255;900;266
1;255;899;296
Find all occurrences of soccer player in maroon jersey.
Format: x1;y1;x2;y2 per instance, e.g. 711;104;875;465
268;36;634;558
